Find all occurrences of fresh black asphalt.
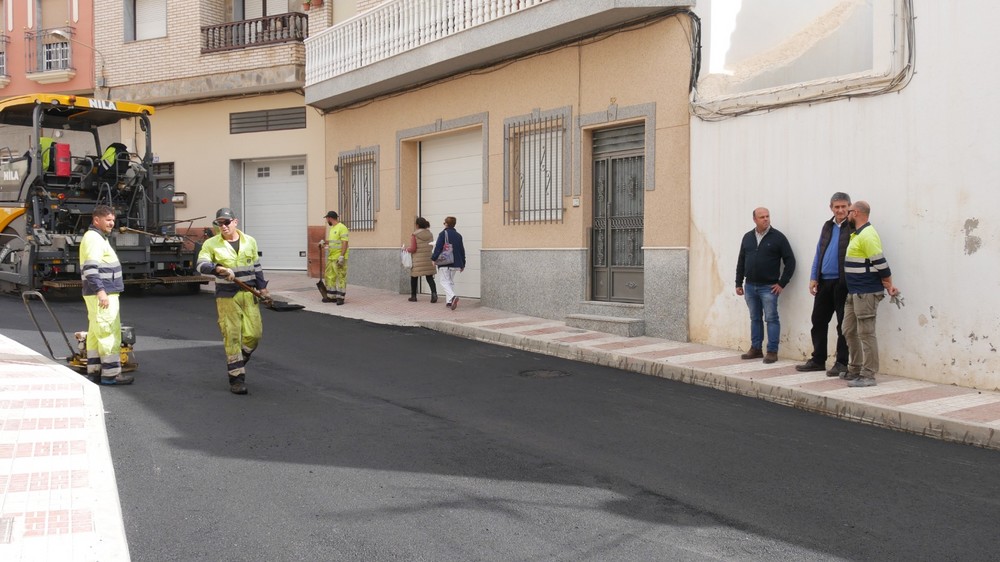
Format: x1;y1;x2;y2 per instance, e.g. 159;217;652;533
2;291;999;561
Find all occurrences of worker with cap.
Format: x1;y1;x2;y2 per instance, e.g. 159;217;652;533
319;211;349;305
196;208;270;395
79;204;133;385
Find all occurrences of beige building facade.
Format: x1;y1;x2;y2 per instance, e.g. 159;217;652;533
95;0;331;270
308;1;696;339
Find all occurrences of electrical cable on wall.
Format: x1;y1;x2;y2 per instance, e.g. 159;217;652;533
690;0;915;121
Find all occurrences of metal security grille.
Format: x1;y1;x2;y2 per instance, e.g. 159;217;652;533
151;162;175;177
230;107;306;134
504;110;567;224
337;150;377;231
592;125;645;303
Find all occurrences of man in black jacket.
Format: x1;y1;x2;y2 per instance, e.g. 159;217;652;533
796;192;854;375
735;207;796;364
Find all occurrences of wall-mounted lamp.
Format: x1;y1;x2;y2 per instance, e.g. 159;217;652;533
50;28;108;98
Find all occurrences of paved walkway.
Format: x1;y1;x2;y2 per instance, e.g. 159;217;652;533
3;270;1000;560
0;336;129;562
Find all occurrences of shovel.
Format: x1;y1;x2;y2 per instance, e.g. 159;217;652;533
231;277;305;312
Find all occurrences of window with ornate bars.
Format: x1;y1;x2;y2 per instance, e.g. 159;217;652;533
504;107;570;224
337;147;378;231
504;108;570;224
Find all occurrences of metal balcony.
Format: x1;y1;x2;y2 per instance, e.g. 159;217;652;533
305;0;690;111
202;12;308;53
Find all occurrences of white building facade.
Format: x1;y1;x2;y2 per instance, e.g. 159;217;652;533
690;0;998;389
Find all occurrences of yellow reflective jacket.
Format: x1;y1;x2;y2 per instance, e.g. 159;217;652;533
196;230;267;298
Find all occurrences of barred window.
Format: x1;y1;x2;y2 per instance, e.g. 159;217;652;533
337;147;379;231
256;166;270;178
291;164;305;176
44;41;70;71
504;107;570;224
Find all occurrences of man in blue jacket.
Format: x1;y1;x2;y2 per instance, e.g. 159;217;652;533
796;192;854;375
735;207;796;363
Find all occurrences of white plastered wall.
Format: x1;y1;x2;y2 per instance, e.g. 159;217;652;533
690;0;1000;389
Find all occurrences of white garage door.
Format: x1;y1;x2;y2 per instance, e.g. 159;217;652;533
243;158;307;270
420;129;483;299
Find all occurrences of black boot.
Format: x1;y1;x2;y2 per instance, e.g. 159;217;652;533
430;292;438;304
229;374;248;395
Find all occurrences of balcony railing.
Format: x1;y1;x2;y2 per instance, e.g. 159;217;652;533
306;0;549;86
24;29;73;74
202;12;308;53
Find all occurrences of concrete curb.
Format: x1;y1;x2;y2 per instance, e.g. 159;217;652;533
422;321;1000;451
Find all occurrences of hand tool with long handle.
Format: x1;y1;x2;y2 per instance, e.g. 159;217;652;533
231;277;305;311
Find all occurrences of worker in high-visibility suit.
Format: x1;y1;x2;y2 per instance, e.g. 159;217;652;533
79;204;133;385
320;210;349;305
196;208;270;395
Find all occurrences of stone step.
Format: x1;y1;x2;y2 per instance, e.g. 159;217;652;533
565;314;645;337
574;300;645;320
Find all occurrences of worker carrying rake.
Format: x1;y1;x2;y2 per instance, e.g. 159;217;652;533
197;207;270;395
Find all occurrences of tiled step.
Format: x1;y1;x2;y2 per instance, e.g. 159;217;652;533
565;314;645;337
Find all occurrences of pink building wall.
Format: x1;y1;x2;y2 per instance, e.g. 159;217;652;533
2;0;97;95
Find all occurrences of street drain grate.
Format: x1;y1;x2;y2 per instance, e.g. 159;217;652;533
519;369;572;379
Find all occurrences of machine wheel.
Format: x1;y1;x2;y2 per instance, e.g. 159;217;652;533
0;226;24;265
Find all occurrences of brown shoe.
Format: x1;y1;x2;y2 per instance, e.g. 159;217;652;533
740;348;763;360
763;352;778;364
228;375;248;395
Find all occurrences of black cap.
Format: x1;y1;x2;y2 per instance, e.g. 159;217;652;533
324;211;339;219
216;208;235;220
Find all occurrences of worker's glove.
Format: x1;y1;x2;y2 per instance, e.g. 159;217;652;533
337;256;345;266
217;267;235;281
259;288;270;299
890;292;905;309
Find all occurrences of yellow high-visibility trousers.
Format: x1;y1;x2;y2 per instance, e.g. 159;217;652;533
216;291;263;376
323;257;348;299
83;293;121;378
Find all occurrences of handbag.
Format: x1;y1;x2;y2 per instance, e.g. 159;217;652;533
400;247;412;269
434;230;454;266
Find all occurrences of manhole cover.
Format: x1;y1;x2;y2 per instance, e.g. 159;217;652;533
519;369;571;379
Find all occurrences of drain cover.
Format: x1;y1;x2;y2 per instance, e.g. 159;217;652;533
519;369;571;379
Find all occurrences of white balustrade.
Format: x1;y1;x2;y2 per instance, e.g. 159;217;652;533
306;0;549;86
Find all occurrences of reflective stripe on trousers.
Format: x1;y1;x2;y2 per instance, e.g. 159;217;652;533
217;291;262;377
84;293;121;378
324;258;348;297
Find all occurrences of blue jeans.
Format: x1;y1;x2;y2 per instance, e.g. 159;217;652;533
744;282;780;353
